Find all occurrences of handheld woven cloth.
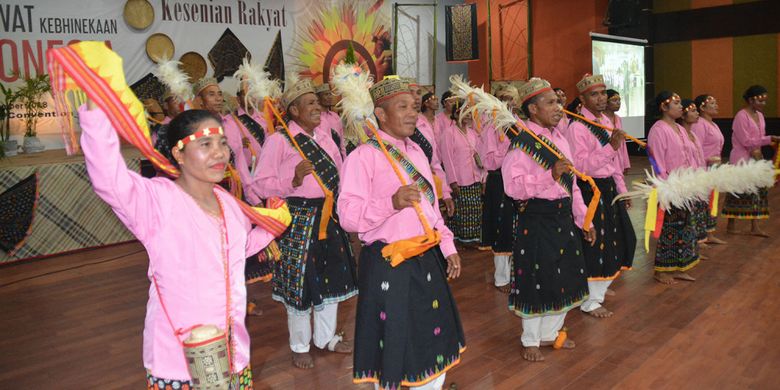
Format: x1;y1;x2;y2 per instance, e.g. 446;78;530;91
47;41;290;236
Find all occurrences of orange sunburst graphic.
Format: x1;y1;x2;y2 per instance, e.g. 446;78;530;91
290;0;392;84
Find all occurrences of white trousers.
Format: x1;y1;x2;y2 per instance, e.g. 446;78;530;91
493;254;511;287
287;302;338;353
521;312;566;347
373;373;446;390
580;279;612;312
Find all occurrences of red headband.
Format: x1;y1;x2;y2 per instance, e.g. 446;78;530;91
176;127;224;150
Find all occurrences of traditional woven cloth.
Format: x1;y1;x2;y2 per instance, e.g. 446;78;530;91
452;182;482;243
691;200;710;241
481;169;516;254
145;365;253;390
272;197;358;314
353;243;465;390
722;189;769;220
46;41;289;236
0;173;38;256
654;207;700;272
0;156;138;263
509;198;589;318
577;177;636;280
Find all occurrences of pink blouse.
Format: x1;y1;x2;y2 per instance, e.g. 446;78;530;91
476;123;511;171
320;110;343;138
253;120;343;199
647;120;704;179
729;108;771;164
611;114;632;171
226;108;266;205
501;120;590;229
416;114;452;198
565;107;627;193
439;120;486;187
690;118;724;162
338;128;457;258
434;111;454;147
79;106;273;380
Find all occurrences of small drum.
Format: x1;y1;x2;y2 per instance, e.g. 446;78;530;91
183;325;232;389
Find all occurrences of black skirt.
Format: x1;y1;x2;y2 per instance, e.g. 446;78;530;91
353;242;465;389
481;170;517;254
577;177;636;280
272;197;358;313
508;198;589;318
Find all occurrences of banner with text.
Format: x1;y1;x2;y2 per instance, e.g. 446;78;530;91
0;0;392;149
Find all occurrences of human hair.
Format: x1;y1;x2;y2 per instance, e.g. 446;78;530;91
450;99;461;120
648;90;676;118
678;98;696;123
420;92;435;113
565;97;581;114
553;87;564;93
163;109;223;167
694;94;711;110
606;89;620;99
742;85;767;102
520;94;543;118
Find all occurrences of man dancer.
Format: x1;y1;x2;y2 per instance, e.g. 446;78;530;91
340;77;465;390
565;74;636;318
255;75;358;369
503;77;593;362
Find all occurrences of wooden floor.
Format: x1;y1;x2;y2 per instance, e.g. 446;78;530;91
1;159;778;389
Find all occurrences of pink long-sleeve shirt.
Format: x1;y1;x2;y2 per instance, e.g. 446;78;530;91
320;110;343;138
253;120;342;199
338;128;457;258
434;111;452;146
565;107;627;193
476;123;511;171
690;118;724;162
647;120;703;179
439;120;486;187
729;108;772;164
611;114;632;171
416;114;452;199
79;106;273;380
226;108;267;205
501;120;589;229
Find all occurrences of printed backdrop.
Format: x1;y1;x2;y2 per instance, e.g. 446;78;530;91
0;0;393;149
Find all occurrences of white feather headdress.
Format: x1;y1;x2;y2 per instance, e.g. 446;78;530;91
154;57;193;103
233;57;282;114
448;74;516;132
331;63;374;144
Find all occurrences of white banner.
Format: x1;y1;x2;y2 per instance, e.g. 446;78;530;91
0;0;393;149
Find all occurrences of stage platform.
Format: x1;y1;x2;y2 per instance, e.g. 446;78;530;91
0;147;141;264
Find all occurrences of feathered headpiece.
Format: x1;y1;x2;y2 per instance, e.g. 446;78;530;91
233;56;282;115
154;57;193;104
449;74;515;130
331;62;373;145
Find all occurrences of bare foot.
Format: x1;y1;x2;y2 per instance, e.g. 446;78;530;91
673;271;696;282
706;235;727;245
605;288;616;296
522;346;545;362
330;340;353;354
699;242;710;250
292;352;314;369
699;253;708;261
585;306;613;318
654;272;677;285
750;229;770;238
496;284;511;293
